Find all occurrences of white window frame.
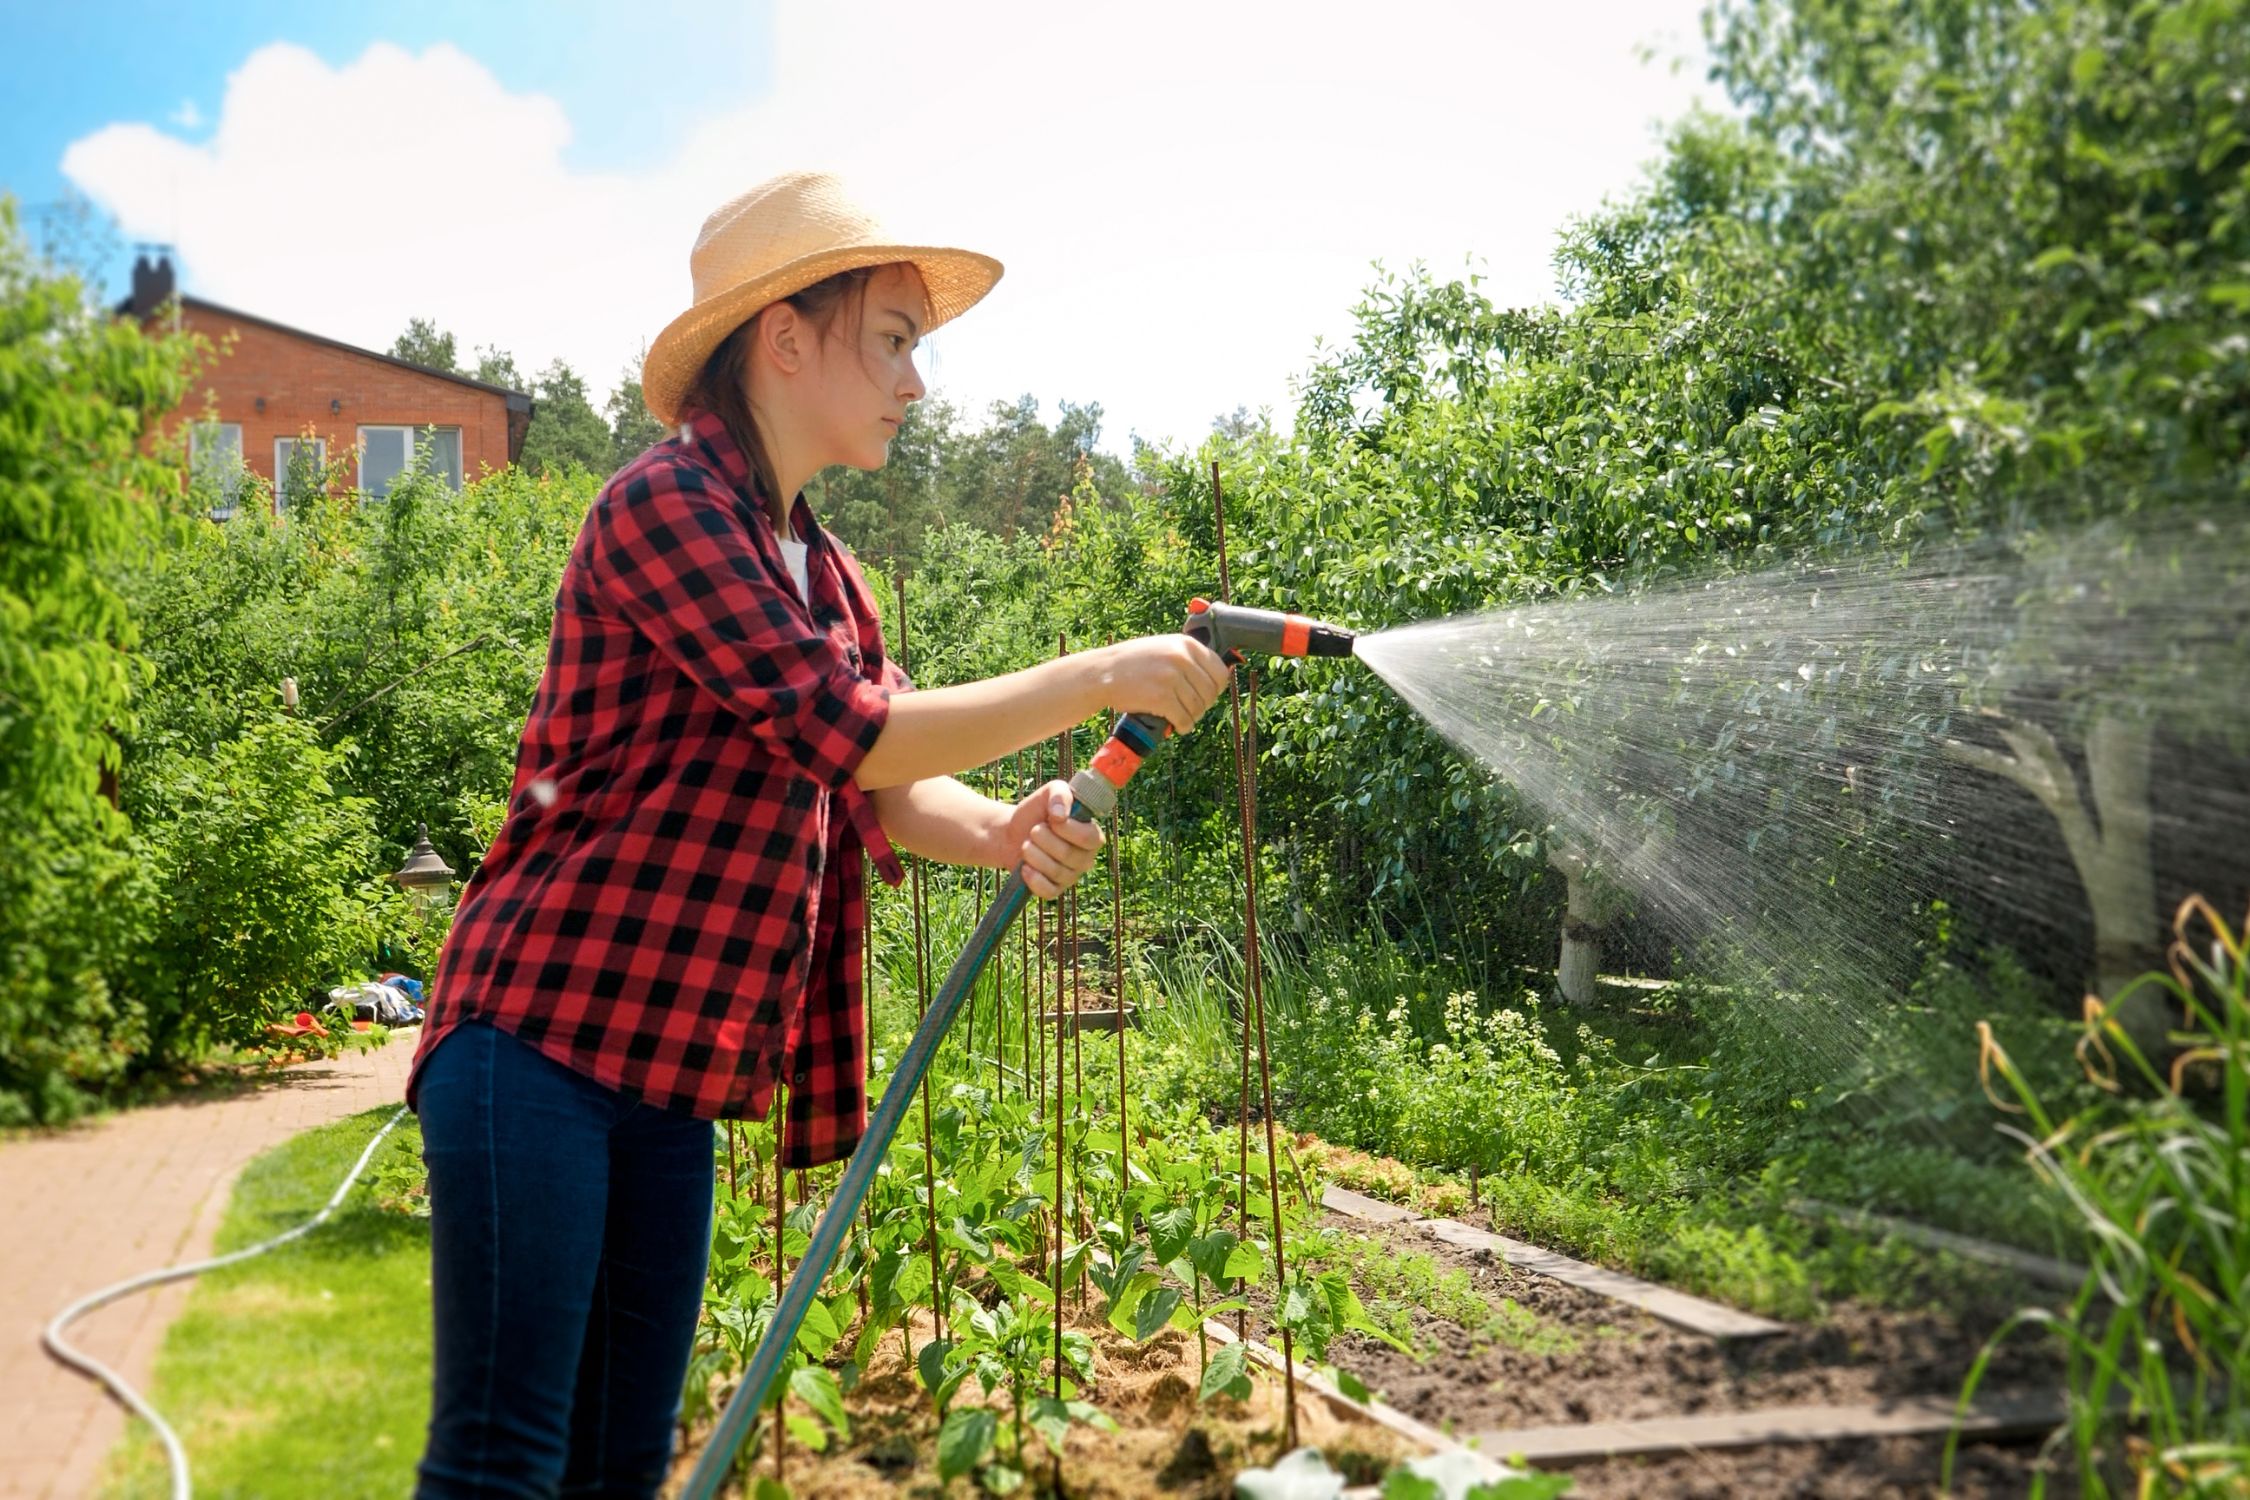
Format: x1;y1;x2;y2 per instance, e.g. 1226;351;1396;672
187;420;245;519
273;436;327;514
358;424;464;497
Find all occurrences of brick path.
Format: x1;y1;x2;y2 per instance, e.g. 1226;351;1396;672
0;1032;416;1499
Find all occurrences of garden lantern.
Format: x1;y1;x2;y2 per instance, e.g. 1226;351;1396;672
392;823;455;910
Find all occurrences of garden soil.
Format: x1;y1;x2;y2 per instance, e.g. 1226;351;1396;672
663;1303;1415;1499
1274;1208;2079;1499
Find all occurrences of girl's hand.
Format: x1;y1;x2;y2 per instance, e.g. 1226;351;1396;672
1093;635;1231;736
1000;780;1105;900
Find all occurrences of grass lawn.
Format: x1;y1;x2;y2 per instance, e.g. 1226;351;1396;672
100;1106;432;1499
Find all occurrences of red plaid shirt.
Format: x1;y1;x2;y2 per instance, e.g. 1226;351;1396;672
405;409;908;1167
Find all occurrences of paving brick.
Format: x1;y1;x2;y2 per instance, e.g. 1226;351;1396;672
0;1033;414;1499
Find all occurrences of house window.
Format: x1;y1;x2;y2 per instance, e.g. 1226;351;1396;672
420;426;463;490
274;437;326;514
187;421;245;519
358;425;464;497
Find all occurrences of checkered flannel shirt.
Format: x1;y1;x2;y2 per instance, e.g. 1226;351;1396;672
406;409;909;1167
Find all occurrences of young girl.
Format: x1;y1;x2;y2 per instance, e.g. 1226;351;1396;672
405;172;1229;1498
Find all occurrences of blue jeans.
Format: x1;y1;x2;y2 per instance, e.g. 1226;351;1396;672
414;1021;715;1499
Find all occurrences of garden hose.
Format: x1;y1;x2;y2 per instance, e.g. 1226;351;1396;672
680;600;1354;1500
41;1103;413;1500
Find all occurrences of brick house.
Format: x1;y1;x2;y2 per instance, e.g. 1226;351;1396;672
122;255;532;516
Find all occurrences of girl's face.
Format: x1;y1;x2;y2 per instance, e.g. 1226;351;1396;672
802;262;929;471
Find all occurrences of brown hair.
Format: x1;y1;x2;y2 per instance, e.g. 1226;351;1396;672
682;265;879;507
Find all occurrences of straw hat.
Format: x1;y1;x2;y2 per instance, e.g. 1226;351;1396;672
641;171;1003;425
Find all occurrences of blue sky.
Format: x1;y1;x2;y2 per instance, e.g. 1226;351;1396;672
2;0;775;296
2;1;1712;453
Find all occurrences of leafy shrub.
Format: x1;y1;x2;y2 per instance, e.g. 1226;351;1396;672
0;829;160;1125
0;198;195;1122
132;711;396;1057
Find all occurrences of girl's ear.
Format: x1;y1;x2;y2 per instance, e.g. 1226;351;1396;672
753;302;806;376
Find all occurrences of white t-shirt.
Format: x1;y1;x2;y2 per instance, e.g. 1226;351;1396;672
779;539;811;604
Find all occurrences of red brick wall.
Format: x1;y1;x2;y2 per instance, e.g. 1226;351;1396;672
153;303;517;498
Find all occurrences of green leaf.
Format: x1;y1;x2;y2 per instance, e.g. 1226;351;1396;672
1105;1270;1161;1338
1187;1228;1239;1284
917;1338;954;1401
1064;1398;1119;1433
1132;1286;1183;1342
782;1410;828;1451
1465;1476;1575;1499
789;1365;849;1439
937;1406;998;1482
1148;1202;1197;1264
793;1295;839;1358
1198;1339;1252;1402
1026;1394;1074;1455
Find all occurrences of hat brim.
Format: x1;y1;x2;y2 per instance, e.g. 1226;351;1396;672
641;244;1003;426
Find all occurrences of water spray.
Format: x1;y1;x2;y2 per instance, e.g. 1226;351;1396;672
678;599;1357;1499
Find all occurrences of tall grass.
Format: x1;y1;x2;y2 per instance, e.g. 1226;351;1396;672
1957;897;2250;1497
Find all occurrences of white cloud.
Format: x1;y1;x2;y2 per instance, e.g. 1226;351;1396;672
166;99;203;130
63;2;1711;454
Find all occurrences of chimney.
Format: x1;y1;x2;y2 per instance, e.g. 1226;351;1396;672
129;253;176;320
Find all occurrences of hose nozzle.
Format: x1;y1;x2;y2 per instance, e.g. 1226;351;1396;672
1186;598;1356;661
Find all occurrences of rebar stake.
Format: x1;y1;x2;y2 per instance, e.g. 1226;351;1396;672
1112;796;1127;1217
1211;460;1296;1447
772;1093;787;1485
993;762;1008;1102
1243;670;1297;1449
897;576;946;1349
1052;633;1069;1398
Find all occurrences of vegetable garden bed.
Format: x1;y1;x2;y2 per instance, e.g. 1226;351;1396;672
665;1302;1413;1498
659;1068;2073;1499
1288;1196;2076;1498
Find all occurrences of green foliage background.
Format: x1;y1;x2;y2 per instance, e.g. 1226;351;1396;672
3;0;2244;1134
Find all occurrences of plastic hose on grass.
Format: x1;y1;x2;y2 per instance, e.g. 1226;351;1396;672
42;1104;413;1500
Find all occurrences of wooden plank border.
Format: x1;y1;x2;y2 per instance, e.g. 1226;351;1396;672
1319;1183;1418;1224
1790;1197;2085;1291
1320;1185;1787;1340
1468;1392;2066;1466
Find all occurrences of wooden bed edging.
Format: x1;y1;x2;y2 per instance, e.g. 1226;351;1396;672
1468;1391;2066;1466
1790;1197;2085;1291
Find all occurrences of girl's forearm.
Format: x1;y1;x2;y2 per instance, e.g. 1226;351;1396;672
868;776;1012;867
852;651;1107;791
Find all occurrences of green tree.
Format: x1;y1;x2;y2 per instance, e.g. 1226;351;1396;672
0;197;196;1121
605;355;667;470
939;395;1134;541
518;357;613;476
390;317;461;375
472;343;524;391
816;395;1140;574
